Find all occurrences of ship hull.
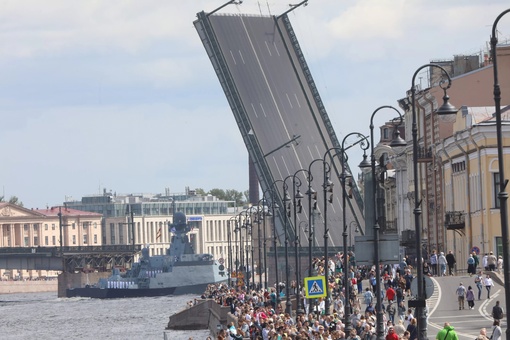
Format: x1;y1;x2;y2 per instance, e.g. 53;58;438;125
65;280;226;299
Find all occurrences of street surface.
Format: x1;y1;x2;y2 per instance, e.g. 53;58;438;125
428;274;506;340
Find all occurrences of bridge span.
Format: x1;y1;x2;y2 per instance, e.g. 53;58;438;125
0;245;141;273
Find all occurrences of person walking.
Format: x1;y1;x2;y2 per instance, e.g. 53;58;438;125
467;254;476;276
446;250;456;276
438;252;447;276
482;253;489;271
475;328;490;340
456;282;466;310
487;251;497;271
385;326;399;340
466;286;475;309
406;318;417;340
489;320;502;340
497;255;503;273
483;274;494;299
474;271;483;300
386;300;396;324
491;300;504;321
435;322;458;340
472;251;480;270
430;251;438;276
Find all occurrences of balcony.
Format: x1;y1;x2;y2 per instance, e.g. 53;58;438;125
416;146;433;163
445;211;465;230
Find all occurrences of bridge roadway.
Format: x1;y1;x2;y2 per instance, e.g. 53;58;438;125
427;274;506;340
0;245;141;272
194;12;365;247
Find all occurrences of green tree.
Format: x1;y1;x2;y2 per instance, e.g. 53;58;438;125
194;188;206;196
7;196;23;207
225;189;244;206
209;188;226;200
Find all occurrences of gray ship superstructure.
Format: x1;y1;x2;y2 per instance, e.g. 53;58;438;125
66;211;226;298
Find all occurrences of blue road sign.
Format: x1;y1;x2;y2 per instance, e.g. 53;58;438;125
304;276;327;298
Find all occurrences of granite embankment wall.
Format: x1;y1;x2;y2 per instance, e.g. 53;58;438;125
0;280;57;294
166;299;231;337
165;298;295;338
57;272;110;297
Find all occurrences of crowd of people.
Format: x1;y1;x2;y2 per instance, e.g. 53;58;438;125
194;251;504;340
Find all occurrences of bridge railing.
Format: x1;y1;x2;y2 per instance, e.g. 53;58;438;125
0;245;142;255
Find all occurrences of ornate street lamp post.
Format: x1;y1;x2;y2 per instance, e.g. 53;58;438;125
228;216;237;287
339;132;370;334
491;10;510;338
306;158;325;314
348;221;359;250
360;105;406;339
254;201;265;290
410;64;457;339
244;215;251;289
292;168;308;317
283;174;294;315
234;219;240;287
269;180;283;299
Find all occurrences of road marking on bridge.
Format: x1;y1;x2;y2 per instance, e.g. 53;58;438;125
428;278;506;338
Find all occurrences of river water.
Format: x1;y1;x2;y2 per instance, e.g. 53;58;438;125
0;292;210;340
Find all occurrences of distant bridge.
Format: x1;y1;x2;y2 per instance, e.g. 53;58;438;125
0;245;141;273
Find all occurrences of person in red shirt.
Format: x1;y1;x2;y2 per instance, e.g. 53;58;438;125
386;326;399;340
386;286;396;302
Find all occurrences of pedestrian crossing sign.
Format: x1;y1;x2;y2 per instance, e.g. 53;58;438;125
304;276;326;298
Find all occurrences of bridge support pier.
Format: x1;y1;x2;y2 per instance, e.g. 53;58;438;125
58;271;110;297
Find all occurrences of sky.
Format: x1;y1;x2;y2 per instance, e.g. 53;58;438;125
1;0;509;209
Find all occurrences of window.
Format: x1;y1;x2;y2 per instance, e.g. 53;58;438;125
119;223;124;244
33;224;39;231
94;234;97;244
83;235;88;244
494;172;501;209
383;128;389;139
110;223;115;244
24;237;29;246
72;223;76;230
453;161;466;173
83;222;88;229
72;235;76;245
52;236;56;246
94;222;97;229
45;236;48;245
33;237;38;246
45;224;48;230
52;224;56;230
496;237;503;258
24;224;29;231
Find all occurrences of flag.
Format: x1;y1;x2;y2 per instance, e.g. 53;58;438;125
156;227;162;240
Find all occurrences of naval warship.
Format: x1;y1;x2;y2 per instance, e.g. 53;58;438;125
66;211;227;298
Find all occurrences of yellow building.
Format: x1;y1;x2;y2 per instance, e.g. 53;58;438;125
438;106;510;268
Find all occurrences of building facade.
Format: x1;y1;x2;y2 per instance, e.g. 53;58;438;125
438;106;510;268
394;44;510;269
64;191;253;278
0;203;102;279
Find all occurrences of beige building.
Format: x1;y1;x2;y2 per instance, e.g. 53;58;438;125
0;203;102;279
395;44;510;269
104;212;241;266
438;106;510;268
